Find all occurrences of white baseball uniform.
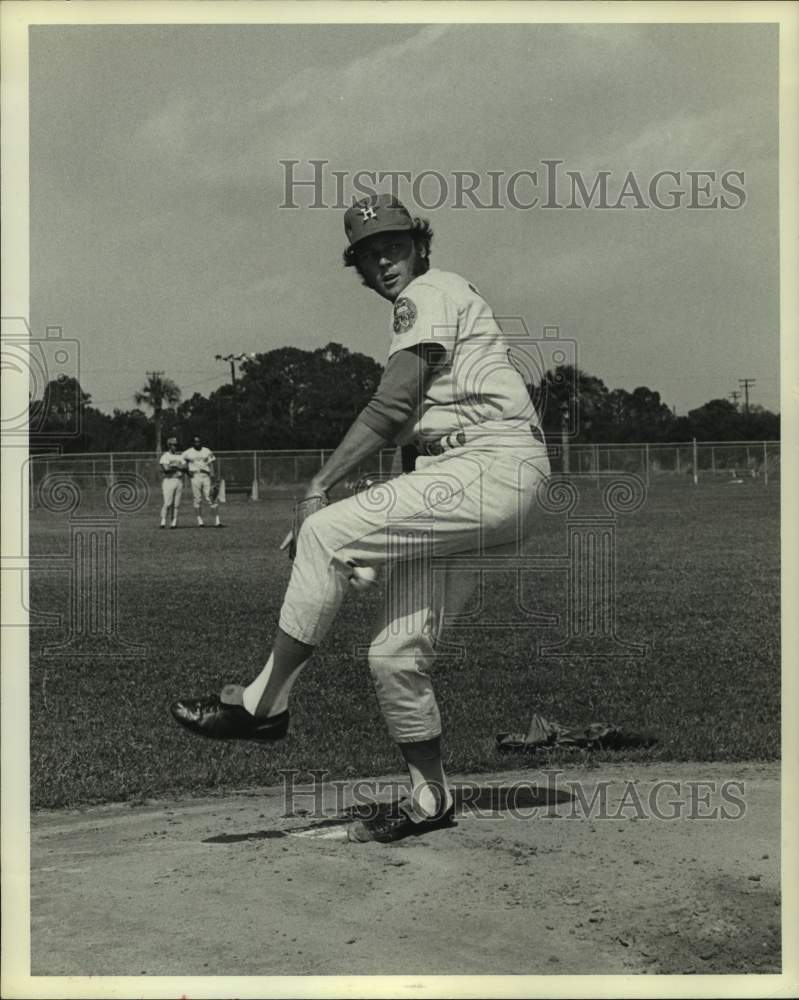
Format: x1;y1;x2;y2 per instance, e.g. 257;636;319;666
181;446;218;510
388;269;542;446
278;268;549;743
159;450;186;522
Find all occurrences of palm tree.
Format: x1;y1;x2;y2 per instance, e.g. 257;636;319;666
134;372;181;454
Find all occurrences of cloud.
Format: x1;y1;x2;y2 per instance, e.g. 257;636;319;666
126;24;456;191
609;99;776;173
30;23;779;416
258;23;453;115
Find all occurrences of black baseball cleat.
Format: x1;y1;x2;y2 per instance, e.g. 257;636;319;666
170;697;289;743
347;798;456;844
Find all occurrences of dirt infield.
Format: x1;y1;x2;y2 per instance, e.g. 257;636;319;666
29;762;779;980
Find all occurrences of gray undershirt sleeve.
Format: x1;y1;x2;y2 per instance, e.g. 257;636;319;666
358;344;445;441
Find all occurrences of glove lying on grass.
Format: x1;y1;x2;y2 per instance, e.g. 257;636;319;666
496;712;657;753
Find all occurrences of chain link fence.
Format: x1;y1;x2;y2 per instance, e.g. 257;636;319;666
561;440;779;486
28;440;779;508
28;448;402;507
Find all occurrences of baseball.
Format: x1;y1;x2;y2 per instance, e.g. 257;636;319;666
349;565;377;591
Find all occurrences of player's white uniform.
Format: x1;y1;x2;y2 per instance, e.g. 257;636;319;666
159;451;186;525
181;446;218;511
388;269;543;447
279;269;550;743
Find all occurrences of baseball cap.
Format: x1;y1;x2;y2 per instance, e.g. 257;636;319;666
344;194;413;249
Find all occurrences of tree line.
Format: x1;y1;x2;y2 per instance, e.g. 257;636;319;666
29;343;779;453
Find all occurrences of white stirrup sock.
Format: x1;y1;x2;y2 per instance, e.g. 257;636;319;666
400;738;453;820
242;653;307;717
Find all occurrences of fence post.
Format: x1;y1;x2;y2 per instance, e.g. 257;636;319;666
710;446;715;477
251;451;259;501
692;437;698;486
746;445;751;476
676;447;681;475
644;443;650;487
592;444;599;483
763;441;768;488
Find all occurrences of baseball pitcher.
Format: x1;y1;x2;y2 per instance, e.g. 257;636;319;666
172;194;549;843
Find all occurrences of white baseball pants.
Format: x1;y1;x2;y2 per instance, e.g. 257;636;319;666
278;431;550;742
190;473;217;510
161;477;183;519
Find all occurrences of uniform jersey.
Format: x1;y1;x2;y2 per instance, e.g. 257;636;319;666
386;268;539;445
181;446;215;475
160;451;187;478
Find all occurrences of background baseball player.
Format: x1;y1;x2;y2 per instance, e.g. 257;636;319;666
181;435;222;528
172;194;549;842
158;436;186;529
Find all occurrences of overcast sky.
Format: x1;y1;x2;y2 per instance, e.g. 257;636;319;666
29;22;779;416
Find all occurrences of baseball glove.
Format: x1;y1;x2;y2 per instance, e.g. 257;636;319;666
210;480;220;503
280;491;329;560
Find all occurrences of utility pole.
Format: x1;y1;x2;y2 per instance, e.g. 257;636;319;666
728;390;741;406
215;352;255;429
738;378;756;414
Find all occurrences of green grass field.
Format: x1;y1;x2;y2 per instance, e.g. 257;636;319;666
29;480;780;809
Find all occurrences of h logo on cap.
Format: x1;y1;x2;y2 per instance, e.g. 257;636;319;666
344;193;412;247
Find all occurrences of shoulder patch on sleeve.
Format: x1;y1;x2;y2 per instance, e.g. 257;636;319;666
393;297;417;334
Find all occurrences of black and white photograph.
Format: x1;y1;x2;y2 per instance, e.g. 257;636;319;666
1;2;797;997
